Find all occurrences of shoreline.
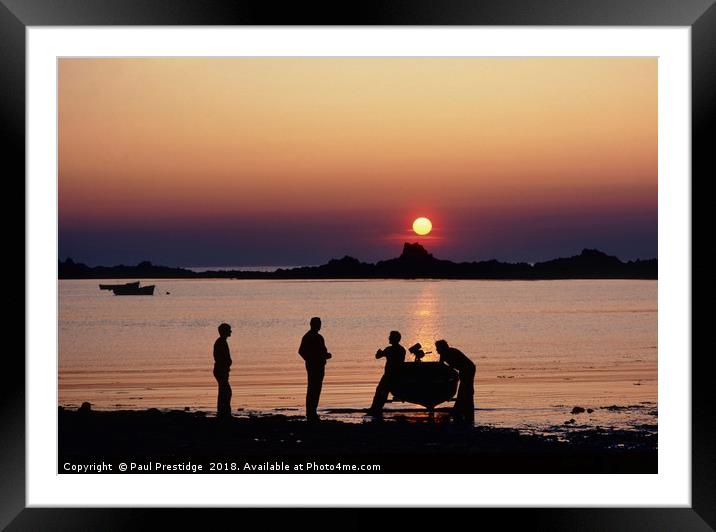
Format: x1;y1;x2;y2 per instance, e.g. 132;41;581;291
58;407;657;474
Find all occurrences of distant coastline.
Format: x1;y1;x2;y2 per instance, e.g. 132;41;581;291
186;265;294;273
59;242;657;280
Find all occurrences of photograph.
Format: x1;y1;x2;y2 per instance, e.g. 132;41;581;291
2;0;709;523
56;56;659;475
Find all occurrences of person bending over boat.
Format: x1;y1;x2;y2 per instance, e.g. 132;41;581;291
366;330;406;417
213;323;233;420
298;317;332;422
435;339;475;423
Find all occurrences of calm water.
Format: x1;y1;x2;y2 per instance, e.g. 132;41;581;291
59;279;657;433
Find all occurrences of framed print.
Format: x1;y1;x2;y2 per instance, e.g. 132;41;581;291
4;0;714;528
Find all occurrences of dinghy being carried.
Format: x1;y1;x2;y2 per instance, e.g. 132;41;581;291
389;361;459;411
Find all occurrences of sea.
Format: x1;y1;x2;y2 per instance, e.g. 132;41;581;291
59;278;657;435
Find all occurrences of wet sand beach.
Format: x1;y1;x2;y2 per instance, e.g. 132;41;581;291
58;407;657;474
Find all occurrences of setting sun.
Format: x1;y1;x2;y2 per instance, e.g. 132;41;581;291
412;217;433;236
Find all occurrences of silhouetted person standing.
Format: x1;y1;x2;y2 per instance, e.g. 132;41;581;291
366;331;406;416
435;339;475;423
213;323;233;420
298;317;331;422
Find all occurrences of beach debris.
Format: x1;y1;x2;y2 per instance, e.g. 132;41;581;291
570;406;585;414
587;408;594;414
564;418;576;425
78;402;92;414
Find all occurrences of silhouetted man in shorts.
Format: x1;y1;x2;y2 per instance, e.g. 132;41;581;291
298;317;331;422
435;339;475;423
213;323;233;419
366;330;406;416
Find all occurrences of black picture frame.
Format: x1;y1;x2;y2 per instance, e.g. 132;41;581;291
4;0;713;528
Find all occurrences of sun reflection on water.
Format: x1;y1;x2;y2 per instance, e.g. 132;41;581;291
408;283;440;362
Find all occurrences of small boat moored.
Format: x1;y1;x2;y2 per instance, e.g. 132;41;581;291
112;284;155;296
99;281;140;291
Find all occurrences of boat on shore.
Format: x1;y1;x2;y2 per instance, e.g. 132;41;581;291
112;284;155;296
389;361;459;411
99;281;140;291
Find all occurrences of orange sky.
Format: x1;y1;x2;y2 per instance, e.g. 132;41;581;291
58;58;657;265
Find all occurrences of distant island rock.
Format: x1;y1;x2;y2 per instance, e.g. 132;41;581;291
58;243;657;280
